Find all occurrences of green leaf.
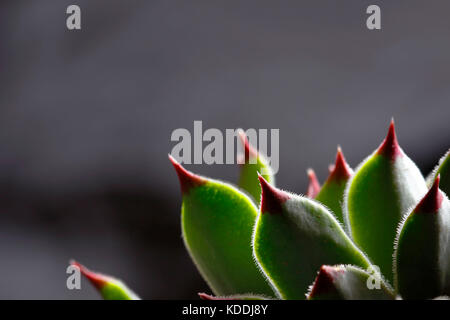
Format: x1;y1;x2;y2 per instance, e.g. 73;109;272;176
71;261;139;300
253;176;372;300
307;265;394;300
394;176;450;299
427;149;450;196
198;293;274;300
169;155;274;297
344;120;427;284
237;129;275;204
315;147;353;224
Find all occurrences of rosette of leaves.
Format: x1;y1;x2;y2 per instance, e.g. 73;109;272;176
74;121;450;300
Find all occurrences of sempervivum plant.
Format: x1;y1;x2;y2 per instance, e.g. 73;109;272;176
72;121;450;300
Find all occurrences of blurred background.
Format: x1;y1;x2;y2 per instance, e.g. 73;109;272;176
0;0;449;299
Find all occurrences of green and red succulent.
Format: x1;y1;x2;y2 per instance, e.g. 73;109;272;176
73;121;450;300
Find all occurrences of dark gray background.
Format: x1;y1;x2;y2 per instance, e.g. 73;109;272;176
0;1;448;299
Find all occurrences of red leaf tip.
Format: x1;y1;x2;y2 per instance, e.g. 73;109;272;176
198;293;235;300
376;119;403;160
238;129;258;162
309;265;344;298
258;174;290;214
198;292;215;300
70;261;109;290
169;154;206;194
327;147;353;183
306;169;320;198
415;175;444;214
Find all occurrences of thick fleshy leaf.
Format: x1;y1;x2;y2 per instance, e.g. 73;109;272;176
307;265;394;300
306;169;320;198
169;155;274;297
198;293;273;300
253;176;372;300
427;149;450;196
237;130;275;204
394;176;450;299
315;147;353;224
71;261;139;300
344;120;427;284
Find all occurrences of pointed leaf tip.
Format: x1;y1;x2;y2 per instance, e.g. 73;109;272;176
198;293;218;300
199;292;271;300
309;265;344;298
376;119;403;160
198;293;234;300
169;154;206;194
258;174;289;214
308;265;394;300
238;129;258;162
415;175;444;214
236;129;275;203
70;261;108;290
328;147;353;182
306;169;320;198
315;149;352;224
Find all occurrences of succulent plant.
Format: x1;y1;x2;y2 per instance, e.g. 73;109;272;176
73;120;450;300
